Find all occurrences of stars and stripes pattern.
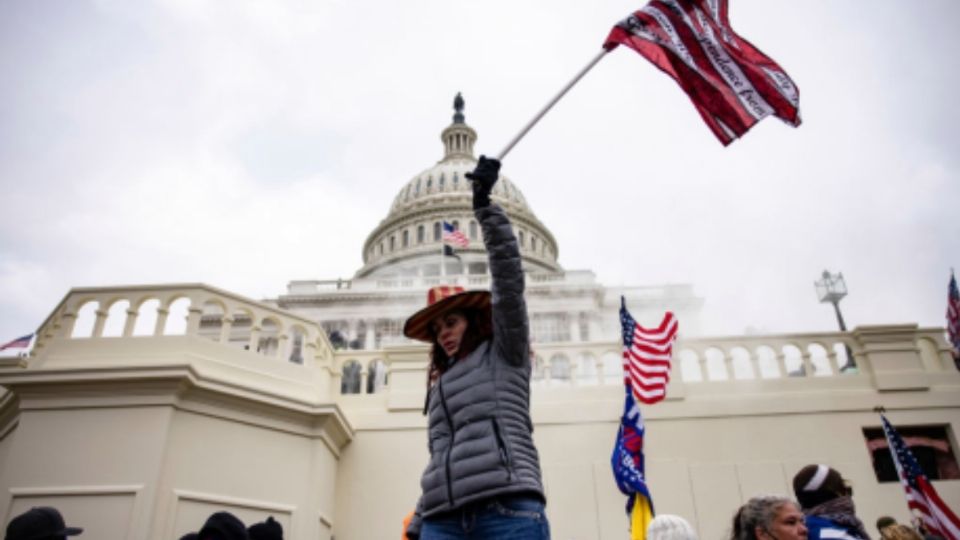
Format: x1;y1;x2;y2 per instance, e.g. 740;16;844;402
603;0;801;145
947;271;960;359
442;221;469;249
880;413;960;540
0;333;33;352
620;298;679;404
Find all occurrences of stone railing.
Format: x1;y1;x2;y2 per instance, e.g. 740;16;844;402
286;270;602;295
332;325;957;399
32;283;335;365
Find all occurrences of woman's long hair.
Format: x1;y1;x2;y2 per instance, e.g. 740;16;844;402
422;308;492;414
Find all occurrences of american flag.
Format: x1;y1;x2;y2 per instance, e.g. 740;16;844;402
442;221;469;249
603;0;801;146
0;333;33;352
947;271;960;359
880;413;960;540
619;297;679;404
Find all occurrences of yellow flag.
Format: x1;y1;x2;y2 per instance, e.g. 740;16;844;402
631;495;654;540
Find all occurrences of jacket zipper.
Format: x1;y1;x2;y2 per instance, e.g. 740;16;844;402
491;418;513;480
437;376;455;507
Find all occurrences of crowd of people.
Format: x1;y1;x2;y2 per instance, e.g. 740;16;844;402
642;464;940;540
3;507;282;540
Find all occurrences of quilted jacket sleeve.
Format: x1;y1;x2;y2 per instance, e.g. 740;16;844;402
476;203;529;367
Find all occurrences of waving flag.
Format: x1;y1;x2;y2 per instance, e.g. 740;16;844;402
947;271;960;362
442;221;469;249
620;298;679;404
880;413;960;540
612;299;679;539
604;0;800;145
0;334;33;352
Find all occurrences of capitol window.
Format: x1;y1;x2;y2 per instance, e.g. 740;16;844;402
417;225;425;244
341;360;361;394
402;230;409;247
378;242;383;255
439;173;445;190
389;236;395;251
469;220;478;240
531;235;538;253
453;172;459;186
518;230;525;248
433;222;441;241
427;177;432;191
531;313;570;343
862;425;960;482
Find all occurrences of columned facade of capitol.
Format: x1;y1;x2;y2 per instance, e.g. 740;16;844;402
0;99;957;540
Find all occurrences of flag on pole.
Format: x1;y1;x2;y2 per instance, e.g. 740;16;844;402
612;299;679;539
442;221;469;249
947;270;960;361
0;334;33;351
620;298;679;404
603;0;801;145
880;413;960;540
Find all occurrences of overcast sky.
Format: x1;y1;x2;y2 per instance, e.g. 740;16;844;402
1;0;958;345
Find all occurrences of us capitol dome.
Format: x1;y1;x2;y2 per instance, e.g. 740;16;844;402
356;93;561;278
275;94;704;351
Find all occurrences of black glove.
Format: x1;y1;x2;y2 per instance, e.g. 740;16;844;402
466;155;501;209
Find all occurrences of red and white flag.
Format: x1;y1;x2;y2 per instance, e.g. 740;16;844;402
604;0;801;145
620;298;679;404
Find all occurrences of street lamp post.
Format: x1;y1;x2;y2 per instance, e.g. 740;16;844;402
814;270;855;371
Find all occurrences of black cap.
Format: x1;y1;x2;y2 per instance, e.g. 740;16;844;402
5;507;83;540
198;512;248;540
247;517;282;540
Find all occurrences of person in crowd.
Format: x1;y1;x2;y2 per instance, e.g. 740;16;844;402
198;511;248;540
732;495;808;540
403;157;548;540
649;514;699;540
880;524;923;540
792;464;870;540
877;517;897;539
247;517;282;540
5;506;82;540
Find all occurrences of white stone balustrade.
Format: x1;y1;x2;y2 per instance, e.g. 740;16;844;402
32;283;335;366
332;325;957;401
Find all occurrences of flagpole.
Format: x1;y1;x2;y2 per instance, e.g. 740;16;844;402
440;234;446;277
496;48;611;161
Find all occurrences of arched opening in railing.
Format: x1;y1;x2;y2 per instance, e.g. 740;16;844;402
71;301;99;338
754;346;779;379
341;360;362;394
102;299;130;338
807;343;832;376
257;318;280;356
164;297;191;335
549;354;571;384
782;345;803;376
133;298;161;336
288;325;306;364
729;347;753;379
602;351;621;385
366;359;387;393
704;347;727;380
577;352;598;385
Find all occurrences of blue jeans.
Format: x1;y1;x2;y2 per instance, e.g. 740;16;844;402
421;495;550;540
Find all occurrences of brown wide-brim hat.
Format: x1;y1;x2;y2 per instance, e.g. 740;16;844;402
403;285;491;343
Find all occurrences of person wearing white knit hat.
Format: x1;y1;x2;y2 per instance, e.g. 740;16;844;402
648;514;698;540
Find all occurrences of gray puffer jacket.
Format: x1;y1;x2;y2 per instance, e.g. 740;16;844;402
407;203;544;537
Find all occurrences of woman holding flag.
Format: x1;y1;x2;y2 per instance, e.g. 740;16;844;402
402;156;549;540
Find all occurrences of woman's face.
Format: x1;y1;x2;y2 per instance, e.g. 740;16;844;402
432;311;468;358
757;503;807;540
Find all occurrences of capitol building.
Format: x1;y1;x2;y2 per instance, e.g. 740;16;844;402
0;100;957;540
